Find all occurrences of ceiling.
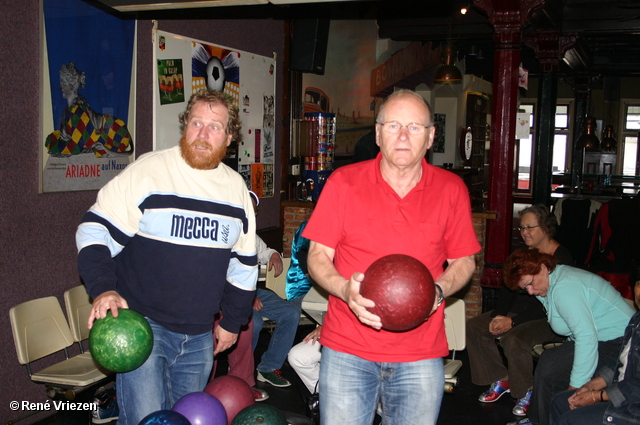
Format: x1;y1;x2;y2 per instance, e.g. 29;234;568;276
92;0;640;82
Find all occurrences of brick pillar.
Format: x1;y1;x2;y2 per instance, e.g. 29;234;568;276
464;217;487;319
282;204;313;257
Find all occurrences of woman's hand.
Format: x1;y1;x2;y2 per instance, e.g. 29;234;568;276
568;377;606;409
303;326;322;345
489;316;513;335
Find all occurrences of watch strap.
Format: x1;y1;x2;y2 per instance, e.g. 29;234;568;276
434;284;445;306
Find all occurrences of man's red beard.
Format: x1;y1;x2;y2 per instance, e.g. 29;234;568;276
179;135;228;170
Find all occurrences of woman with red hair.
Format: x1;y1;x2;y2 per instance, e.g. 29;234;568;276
503;248;635;425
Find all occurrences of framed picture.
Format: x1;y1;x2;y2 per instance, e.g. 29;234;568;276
40;0;136;193
432;113;446;153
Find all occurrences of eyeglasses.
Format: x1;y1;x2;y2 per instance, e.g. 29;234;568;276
378;121;432;135
518;225;540;232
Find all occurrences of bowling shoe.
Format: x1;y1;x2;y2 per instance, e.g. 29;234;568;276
91;389;119;424
257;369;291;387
512;388;533;416
252;387;269;402
478;380;510;403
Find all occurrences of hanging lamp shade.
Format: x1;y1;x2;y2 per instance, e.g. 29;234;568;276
435;44;462;83
576;116;600;150
600;125;617;151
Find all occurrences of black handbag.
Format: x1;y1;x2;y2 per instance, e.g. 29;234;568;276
306;382;320;420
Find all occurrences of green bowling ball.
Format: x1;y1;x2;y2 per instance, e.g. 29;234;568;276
231;404;287;425
89;308;153;373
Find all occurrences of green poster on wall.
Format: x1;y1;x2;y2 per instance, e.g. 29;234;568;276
157;58;185;105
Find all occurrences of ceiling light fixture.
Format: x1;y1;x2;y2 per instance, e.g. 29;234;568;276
434;44;462;83
576;116;600;149
600;125;617;151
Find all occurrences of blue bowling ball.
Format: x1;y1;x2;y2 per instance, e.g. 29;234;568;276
138;409;191;425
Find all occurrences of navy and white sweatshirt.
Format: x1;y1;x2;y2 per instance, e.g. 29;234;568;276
76;146;258;335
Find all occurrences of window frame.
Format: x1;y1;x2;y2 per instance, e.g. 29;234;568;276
516;99;575;195
619;100;640;176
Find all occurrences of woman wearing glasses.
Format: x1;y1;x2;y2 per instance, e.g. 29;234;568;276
502;249;634;425
467;205;572;418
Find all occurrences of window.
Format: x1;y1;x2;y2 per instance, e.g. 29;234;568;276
621;103;640;176
552;104;570;174
516;104;534;192
516;101;573;194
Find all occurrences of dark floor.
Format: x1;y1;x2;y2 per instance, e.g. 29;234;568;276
31;323;521;425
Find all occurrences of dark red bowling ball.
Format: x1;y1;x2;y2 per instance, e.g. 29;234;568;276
360;254;436;331
204;375;255;425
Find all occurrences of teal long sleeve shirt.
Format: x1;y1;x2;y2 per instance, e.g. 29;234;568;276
537;265;635;387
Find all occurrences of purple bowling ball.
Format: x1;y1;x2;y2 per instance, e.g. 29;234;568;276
173;392;227;425
138;409;191;425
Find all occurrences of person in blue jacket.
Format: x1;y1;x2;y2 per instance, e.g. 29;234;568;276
549;266;640;425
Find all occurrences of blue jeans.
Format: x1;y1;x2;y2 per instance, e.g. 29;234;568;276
319;347;444;425
252;288;302;372
549;389;613;425
528;338;623;425
116;318;213;425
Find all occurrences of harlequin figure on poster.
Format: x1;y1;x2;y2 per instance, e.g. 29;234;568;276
45;62;133;158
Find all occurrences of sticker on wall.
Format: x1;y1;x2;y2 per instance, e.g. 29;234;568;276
243;95;250;114
262;128;275;164
516;112;530;140
262;163;274;198
263;94;275;129
239;164;251;190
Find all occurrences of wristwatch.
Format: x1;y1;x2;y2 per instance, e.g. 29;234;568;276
434;284;445;307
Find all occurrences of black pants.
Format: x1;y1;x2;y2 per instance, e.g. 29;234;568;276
527;337;623;425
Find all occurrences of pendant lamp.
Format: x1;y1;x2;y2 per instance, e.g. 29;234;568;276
435;44;462;83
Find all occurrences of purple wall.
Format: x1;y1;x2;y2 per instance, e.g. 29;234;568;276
0;2;285;421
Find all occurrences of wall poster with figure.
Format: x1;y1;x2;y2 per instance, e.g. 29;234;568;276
40;0;136;193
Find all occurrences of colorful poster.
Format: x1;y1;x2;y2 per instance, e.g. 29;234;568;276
191;42;241;106
41;0;136;193
157;59;185;105
251;163;264;198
